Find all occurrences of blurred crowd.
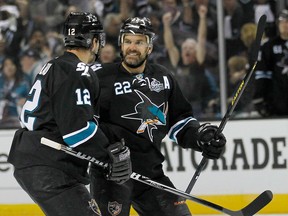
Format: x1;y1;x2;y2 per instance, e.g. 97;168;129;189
0;0;286;129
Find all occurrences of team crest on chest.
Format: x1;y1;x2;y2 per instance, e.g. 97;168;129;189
121;90;168;142
108;201;122;216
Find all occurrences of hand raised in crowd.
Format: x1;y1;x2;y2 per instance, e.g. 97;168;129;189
198;4;208;19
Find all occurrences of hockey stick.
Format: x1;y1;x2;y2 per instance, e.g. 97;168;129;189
185;14;267;194
41;137;272;216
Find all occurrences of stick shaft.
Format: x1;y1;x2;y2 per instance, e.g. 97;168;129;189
40;137;272;216
184;14;267;194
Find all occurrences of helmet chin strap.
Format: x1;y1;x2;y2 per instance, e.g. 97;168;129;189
90;38;101;62
94;48;100;62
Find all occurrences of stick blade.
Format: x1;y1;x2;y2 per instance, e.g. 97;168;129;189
251;14;267;63
240;190;273;216
41;137;62;150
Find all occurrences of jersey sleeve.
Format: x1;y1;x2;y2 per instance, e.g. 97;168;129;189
254;41;273;99
164;72;200;146
50;63;104;148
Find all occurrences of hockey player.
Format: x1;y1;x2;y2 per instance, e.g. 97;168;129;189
253;9;288;116
8;12;132;216
90;17;226;216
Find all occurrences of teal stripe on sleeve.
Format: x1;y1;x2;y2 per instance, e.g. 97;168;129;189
63;121;97;147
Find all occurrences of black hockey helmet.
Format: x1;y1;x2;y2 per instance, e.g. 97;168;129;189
63;12;105;48
118;17;155;46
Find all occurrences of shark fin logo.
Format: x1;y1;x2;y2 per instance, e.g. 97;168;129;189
121;90;167;141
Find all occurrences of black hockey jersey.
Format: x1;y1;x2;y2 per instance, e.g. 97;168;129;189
8;52;110;184
91;62;200;178
254;36;288;115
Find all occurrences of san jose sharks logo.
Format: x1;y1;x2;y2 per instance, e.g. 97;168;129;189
121;90;167;141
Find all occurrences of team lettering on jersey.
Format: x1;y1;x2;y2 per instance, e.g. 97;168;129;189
76;62;90;77
90;63;102;72
38;63;52;76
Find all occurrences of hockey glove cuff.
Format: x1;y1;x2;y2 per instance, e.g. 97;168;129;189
197;123;226;159
106;139;132;184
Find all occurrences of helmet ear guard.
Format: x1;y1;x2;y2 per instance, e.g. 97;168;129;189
63;12;106;48
118;17;155;46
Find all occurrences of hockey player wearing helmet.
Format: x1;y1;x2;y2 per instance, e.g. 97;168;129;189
8;12;132;216
90;17;226;216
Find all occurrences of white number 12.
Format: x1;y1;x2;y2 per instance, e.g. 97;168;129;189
20;80;42;130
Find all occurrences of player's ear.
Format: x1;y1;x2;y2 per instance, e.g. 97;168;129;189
91;38;100;52
147;45;153;55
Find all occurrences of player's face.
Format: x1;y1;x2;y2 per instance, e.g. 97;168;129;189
278;19;288;40
121;34;152;68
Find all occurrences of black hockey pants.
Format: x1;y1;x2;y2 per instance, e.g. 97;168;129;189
14;166;101;216
90;165;192;216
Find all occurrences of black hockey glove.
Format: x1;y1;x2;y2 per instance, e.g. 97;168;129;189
106;139;132;184
253;97;272;117
197;123;226;159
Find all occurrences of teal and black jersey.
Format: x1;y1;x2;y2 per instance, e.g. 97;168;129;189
254;36;288;115
91;62;199;178
8;52;110;184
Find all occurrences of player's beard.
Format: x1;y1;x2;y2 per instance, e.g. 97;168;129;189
122;51;148;68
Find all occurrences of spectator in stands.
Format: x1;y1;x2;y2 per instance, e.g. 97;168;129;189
223;0;247;59
146;11;167;65
102;0;132;48
27;0;67;33
103;13;124;49
98;42;119;63
21;28;52;62
160;0;194;48
253;9;288;117
184;0;218;42
240;23;257;60
0;56;30;128
163;4;217;118
240;22;268;66
0;2;23;57
19;48;42;84
227;55;255;117
99;0;151;18
181;0;218;68
253;0;276;38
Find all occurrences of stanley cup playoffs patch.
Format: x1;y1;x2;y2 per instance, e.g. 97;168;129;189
108;201;122;216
